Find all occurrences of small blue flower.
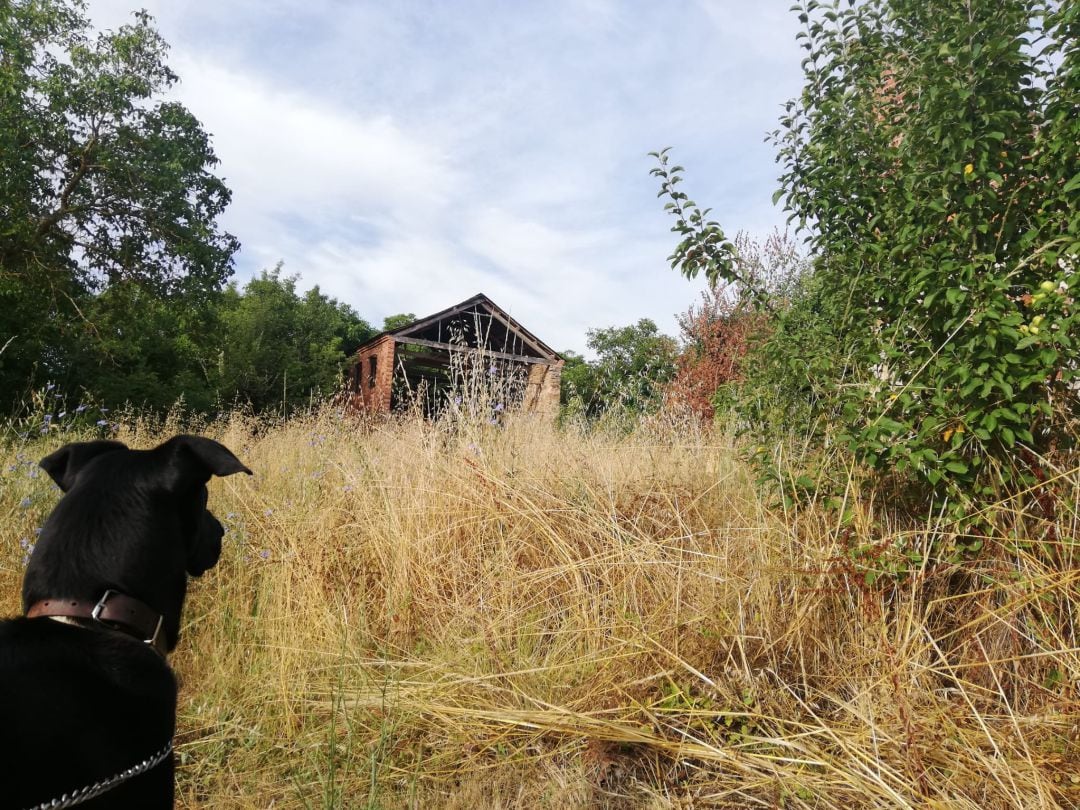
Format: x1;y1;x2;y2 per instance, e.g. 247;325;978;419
45;383;55;392
43;414;52;425
494;403;504;412
96;420;108;427
264;509;273;516
226;512;238;521
20;497;31;508
75;404;87;413
19;538;30;549
343;485;353;493
259;549;270;560
57;411;66;420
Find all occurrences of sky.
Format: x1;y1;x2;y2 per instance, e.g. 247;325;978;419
85;1;805;355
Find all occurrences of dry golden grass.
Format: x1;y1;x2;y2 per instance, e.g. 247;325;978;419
2;409;1079;808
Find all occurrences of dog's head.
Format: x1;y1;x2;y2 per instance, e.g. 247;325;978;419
24;435;251;650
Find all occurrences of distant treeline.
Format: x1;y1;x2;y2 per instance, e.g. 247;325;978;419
4;260;415;415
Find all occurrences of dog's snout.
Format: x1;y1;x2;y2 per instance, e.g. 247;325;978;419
186;510;224;578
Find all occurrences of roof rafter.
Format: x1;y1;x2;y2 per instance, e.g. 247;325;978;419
364;293;559;360
394;335;557;365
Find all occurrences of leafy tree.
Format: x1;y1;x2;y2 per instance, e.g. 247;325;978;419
655;0;1080;528
335;302;376;357
62;282;222;412
382;313;417;332
0;0;237;407
561;319;678;420
558;349;594;407
218;268;373;413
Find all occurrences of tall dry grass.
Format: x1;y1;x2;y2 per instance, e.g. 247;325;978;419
2;408;1078;808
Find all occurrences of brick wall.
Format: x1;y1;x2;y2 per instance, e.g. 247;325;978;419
353;335;396;413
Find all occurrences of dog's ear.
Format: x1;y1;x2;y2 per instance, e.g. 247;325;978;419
39;440;128;492
158;435;252;490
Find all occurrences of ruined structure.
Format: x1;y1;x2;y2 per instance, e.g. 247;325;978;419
348;294;563;419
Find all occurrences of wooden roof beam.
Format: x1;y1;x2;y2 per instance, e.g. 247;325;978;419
394;335;556;365
477;300;553;360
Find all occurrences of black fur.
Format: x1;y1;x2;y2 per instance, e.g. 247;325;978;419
0;435;250;808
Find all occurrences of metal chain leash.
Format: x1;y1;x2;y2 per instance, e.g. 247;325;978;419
22;740;173;810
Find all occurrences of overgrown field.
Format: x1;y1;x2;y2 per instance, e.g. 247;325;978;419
2;411;1079;808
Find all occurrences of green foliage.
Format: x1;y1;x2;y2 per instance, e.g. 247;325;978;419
649;150;775;313
560;319;678;422
0;0;237;409
68;282;223;413
777;0;1079;512
656;0;1080;528
0;1;387;418
559;350;593;408
382;313;417;332
218;267;374;413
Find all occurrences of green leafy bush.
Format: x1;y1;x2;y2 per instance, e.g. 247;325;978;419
656;0;1080;532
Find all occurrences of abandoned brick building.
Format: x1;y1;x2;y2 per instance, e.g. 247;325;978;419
348;294;564;418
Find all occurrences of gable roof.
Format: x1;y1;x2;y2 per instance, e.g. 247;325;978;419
365;293;560;361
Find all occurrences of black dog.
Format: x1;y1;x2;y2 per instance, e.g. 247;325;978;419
0;435;250;809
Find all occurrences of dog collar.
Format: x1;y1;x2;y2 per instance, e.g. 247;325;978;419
26;590;167;656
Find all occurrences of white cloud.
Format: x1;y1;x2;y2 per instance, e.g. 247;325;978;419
171;57;457;222
81;0;804;355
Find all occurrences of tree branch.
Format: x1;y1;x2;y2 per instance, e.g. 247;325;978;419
34;134;99;237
